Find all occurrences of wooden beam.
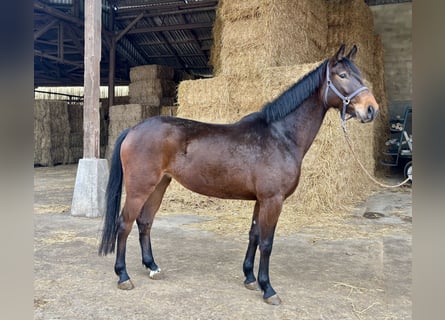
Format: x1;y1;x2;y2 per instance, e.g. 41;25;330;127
34;18;58;40
34;0;83;26
115;1;218;14
83;0;102;158
126;22;213;35
58;22;64;61
115;5;217;20
116;12;144;42
34;50;83;68
108;38;116;109
63;23;84;55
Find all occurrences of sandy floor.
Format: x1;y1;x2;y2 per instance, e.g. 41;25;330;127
34;164;412;319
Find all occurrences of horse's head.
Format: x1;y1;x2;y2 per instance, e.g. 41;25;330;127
323;44;379;123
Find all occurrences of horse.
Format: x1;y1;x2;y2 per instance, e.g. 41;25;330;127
99;44;379;305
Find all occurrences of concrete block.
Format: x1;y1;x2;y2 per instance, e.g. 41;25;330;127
71;158;109;218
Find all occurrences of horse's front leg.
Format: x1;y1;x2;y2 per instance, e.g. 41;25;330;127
243;201;260;290
257;196;283;305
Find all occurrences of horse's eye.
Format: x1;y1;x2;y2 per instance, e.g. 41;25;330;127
339;73;347;79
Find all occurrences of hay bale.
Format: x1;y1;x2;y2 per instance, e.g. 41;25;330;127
67;103;83;163
161;106;178;116
106;104;159;161
129;65;174;82
129;95;161;106
174;61;378;231
177;76;231;122
178;75;268;123
34;100;70;166
129;79;176;100
211;0;327;77
326;0;376;80
65;103;108;163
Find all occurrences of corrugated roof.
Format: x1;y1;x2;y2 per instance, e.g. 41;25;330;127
34;0;217;86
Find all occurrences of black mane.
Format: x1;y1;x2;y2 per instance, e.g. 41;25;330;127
261;59;329;123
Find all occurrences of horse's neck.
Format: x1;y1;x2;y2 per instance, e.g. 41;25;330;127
281;95;329;155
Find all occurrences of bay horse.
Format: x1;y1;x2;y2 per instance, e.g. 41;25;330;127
99;44;379;305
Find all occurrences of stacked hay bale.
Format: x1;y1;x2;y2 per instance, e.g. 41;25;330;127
106;104;153;161
171;0;388;234
66;103;108;163
326;0;389;169
211;0;328;78
106;65;178;161
34;100;70;166
66;103;84;162
129;64;176;112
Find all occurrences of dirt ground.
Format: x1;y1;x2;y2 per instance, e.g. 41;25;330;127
34;164;412;320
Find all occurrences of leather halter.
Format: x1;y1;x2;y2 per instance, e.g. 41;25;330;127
324;63;369;121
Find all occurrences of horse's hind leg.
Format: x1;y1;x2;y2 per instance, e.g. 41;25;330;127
243;201;260;291
137;175;172;280
114;196;147;290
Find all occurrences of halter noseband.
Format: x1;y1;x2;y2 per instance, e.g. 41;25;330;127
324;63;369;121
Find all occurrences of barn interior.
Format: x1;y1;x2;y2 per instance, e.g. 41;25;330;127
34;0;412;223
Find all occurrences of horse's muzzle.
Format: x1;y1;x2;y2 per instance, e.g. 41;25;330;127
356;104;378;123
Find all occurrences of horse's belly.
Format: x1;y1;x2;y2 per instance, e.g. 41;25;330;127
167;157;257;200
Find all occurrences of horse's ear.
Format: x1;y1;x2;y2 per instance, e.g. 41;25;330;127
334;44;346;61
347;45;358;60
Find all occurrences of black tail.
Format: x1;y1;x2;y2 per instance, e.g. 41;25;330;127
98;128;130;256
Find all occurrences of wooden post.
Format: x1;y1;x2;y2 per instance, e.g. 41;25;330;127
108;6;116;109
71;0;108;218
83;0;101;158
108;37;116;109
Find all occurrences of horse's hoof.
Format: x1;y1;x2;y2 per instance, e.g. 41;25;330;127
244;281;260;291
149;268;163;280
264;294;282;305
117;279;134;290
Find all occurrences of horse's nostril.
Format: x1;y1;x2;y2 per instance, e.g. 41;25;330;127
367;105;375;118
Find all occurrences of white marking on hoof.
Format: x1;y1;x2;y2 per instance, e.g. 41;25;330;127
149;268;162;280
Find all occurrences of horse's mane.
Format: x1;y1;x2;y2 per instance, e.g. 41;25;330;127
260;59;329;123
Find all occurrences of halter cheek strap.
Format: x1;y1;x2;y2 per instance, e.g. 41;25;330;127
324;64;369;121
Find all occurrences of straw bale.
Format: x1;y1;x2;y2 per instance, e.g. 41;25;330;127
160;106;178;116
216;18;270;78
174;61;378;227
106;104;159;161
129;95;161;106
34;100;70;166
129;65;174;82
370;35;390;170
326;0;376;80
326;0;374;28
217;0;271;22
129;79;176;99
211;0;327;77
177;76;230;123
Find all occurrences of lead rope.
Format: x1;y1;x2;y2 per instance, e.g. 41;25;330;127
341;120;411;188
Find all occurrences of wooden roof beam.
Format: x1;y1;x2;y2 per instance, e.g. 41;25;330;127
127;22;213;35
34;0;83;26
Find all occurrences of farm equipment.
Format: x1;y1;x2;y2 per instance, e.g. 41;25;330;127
381;106;412;181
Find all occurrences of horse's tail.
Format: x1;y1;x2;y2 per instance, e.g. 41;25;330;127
98;128;130;256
